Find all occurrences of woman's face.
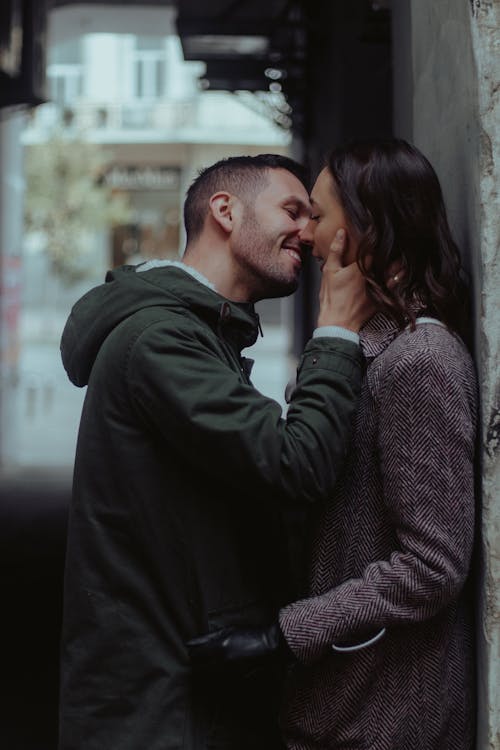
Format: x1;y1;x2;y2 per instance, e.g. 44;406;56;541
300;167;359;267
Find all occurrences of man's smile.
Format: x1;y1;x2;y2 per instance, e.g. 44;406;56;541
282;242;303;266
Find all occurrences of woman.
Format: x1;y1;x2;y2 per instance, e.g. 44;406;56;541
279;139;477;749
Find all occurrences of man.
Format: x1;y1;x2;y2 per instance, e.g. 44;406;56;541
59;154;372;750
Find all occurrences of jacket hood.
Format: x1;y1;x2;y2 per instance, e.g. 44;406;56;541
61;264;260;387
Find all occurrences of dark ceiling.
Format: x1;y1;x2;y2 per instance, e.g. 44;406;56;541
176;2;305;81
51;0;174;5
176;0;307;130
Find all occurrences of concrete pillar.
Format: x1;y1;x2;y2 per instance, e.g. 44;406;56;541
469;6;500;748
394;1;499;746
0;111;26;466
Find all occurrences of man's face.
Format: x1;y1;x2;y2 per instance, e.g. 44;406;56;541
300;167;359;268
231;168;311;301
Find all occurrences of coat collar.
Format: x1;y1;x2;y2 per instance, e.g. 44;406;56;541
61;263;260;387
359;312;402;360
139;265;261;350
360;298;433;360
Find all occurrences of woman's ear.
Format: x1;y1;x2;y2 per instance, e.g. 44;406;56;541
208;192;236;234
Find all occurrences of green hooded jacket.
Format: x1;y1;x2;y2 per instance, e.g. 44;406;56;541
59;263;362;750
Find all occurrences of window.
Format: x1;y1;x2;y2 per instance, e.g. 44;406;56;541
47;39;83;107
48;65;83;107
132;36;166;99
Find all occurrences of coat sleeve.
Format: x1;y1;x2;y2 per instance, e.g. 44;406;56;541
126;317;362;504
279;344;477;664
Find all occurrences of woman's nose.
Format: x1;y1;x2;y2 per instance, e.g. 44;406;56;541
299;220;315;247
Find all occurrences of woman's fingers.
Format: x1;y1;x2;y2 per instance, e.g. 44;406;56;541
318;260;376;331
323;228;346;272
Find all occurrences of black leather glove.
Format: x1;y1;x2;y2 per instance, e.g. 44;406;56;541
187;622;292;671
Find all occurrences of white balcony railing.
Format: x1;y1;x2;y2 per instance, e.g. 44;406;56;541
24;94;289;147
69;99;199;131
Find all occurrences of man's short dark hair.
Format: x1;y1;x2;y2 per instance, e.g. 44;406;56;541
183;154;309;243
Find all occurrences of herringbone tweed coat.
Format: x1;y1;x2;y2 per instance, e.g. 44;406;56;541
279;314;477;750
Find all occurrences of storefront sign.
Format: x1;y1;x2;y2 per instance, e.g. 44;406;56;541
103;165;180;191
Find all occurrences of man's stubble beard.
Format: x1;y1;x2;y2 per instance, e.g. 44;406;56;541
237;207;299;301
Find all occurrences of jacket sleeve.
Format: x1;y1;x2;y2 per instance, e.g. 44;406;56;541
279;345;477;664
127;317;362;503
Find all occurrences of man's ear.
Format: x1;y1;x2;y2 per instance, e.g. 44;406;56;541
209;192;237;234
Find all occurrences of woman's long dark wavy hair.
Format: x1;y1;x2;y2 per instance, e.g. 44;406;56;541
327;139;470;337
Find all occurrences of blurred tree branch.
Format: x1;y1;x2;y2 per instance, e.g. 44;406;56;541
24;131;132;284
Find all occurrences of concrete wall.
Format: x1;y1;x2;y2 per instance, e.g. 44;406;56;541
468;5;500;747
294;0;393;351
302;0;392;184
392;1;499;746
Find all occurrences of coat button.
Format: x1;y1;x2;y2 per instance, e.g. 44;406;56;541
312;357;318;364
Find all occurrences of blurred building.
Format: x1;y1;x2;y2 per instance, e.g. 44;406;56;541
26;8;290;266
22;4;290;292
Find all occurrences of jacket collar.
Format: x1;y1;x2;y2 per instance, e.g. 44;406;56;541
137;259;217;291
138;265;261;351
360;298;431;360
359;312;402;360
61;263;260;387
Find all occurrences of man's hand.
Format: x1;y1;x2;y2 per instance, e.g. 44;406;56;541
187;623;291;671
317;228;376;331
